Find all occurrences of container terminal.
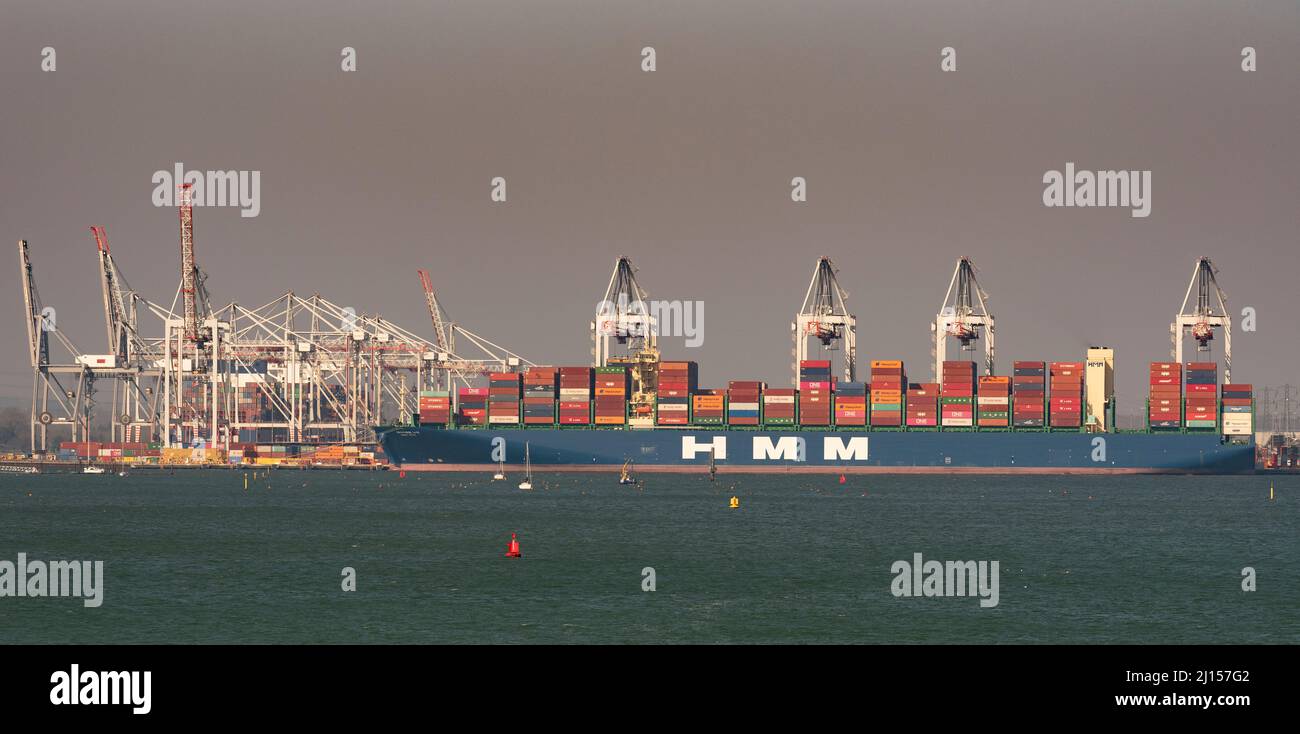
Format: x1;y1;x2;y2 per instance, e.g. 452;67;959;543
5;190;1265;473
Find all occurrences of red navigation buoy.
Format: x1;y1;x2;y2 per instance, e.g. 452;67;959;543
505;532;521;558
399;470;406;479
838;473;846;484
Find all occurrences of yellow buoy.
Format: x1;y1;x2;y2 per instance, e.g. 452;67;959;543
1269;482;1275;501
729;496;739;509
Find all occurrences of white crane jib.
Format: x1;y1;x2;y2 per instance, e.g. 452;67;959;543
932;256;995;385
792;257;856;384
1172;257;1231;384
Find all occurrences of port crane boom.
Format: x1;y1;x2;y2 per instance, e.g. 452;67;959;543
792;257;856;384
1172;257;1231;383
932;256;995;386
592;257;659;423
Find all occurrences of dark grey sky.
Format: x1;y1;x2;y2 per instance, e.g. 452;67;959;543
2;0;1297;411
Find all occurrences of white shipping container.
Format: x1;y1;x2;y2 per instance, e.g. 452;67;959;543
656;404;688;412
977;397;1009;406
488;416;520;424
941;418;974;427
728;402;760;411
1222;425;1252;435
763;395;796;405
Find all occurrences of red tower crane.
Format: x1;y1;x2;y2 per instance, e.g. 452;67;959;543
178;183;203;344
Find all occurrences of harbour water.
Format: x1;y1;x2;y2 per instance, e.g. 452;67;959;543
1;471;1295;644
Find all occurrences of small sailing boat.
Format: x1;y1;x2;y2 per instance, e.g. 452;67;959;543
708;448;717;482
492;457;506;481
82;466;106;475
518;442;533;491
619;459;637;485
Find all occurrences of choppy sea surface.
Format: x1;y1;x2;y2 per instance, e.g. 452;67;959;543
1;470;1295;644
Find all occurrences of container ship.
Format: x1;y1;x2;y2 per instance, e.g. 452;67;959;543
377;355;1256;475
377;257;1255;475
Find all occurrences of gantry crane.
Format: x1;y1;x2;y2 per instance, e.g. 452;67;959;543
92;226;164;442
792;257;856;385
1172;257;1231;383
417;269;454;356
592;257;659;422
932;256;995;385
18;239;94;452
414;268;529;392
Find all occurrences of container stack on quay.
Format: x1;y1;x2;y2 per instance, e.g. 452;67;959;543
488;372;522;425
58;442;162;464
940;360;975;428
558;367;593;425
869;360;905;427
1184;362;1218;430
1148;362;1182;429
691;389;725;425
762;387;797;426
417;390;450;426
727;381;764;426
905;382;939;428
1049;361;1084;428
457;387;488;425
833;381;868;426
977;375;1011;428
1012;361;1046;427
1221;383;1254;435
656;361;698;426
798;360;833;426
523;367;558;425
594;366;629;425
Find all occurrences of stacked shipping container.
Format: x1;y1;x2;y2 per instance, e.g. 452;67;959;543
727;381;763;426
558;367;593;425
594;366;628;425
418;390;451;425
523;367;557;425
1049;362;1084;428
1184;362;1217;429
691;389;725;425
1148;362;1182;428
870;360;904;427
976;375;1011;427
906;382;939;427
763;388;797;426
834;381;868;426
656;361;698;426
799;360;833;425
488;372;521;425
457;387;488;425
1013;361;1046;427
940;361;975;427
1221;383;1253;435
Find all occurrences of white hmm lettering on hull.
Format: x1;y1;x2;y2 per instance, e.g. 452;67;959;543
681;435;868;462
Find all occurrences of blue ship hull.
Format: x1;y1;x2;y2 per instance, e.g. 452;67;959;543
377;426;1256;474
